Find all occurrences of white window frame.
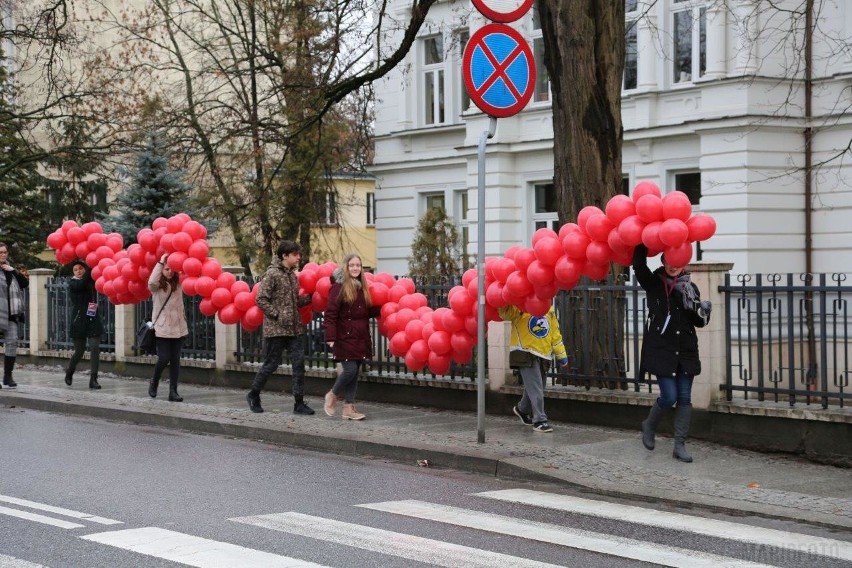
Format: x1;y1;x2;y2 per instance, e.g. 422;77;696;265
455;28;472;116
531;182;559;238
313;192;337;226
366;191;376;226
455;189;470;260
623;2;639;91
421;35;446;126
530;7;551;104
671;0;707;86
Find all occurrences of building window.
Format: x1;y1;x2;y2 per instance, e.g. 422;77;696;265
531;8;551;103
424;192;445;212
672;2;706;84
422;35;445;125
366;192;375;226
623;15;638;90
457;29;471;114
673;171;701;205
625;0;638;10
455;190;470;260
313;191;337;225
622;176;631;196
532;182;559;235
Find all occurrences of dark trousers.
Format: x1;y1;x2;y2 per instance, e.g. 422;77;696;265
153;337;183;391
251;335;306;399
67;336;101;378
331;360;363;403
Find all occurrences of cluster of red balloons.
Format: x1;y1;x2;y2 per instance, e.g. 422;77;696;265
47;221;124;268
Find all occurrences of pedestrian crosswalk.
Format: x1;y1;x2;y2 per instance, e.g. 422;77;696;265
2;488;850;567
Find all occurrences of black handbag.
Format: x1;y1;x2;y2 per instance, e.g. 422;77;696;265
135;288;174;355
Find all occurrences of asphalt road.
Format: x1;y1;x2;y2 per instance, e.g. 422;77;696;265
1;407;849;568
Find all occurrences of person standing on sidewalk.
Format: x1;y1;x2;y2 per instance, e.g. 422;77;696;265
498;304;569;433
322;253;380;420
246;241;314;415
633;243;711;463
64;260;104;389
147;254;188;402
0;242;28;389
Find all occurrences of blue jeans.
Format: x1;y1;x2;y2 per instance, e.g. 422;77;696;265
656;373;693;409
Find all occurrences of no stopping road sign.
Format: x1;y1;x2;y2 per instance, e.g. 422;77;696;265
462;23;536;118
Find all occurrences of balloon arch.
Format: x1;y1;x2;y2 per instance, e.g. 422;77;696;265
47;181;716;375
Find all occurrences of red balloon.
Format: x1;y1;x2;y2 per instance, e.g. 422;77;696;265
533;237;563;266
171;231;192;252
485;282;508;308
505;271;534;298
607;227;630;253
59;243;76;263
182;257;203;277
61;220;78;233
448;291;473;317
233;291;254;311
167;252;188;272
182;220;206;240
665;242;693;267
531;227;559;245
217;303;242;325
95;245;114;260
409;339;430;363
388;285;408;303
427;330;452;355
230;280;250;296
635;194;664;223
659;218;689;248
524;295;551;317
526;260;554;287
404;351;427;371
605;194;636;225
617;215;646;246
534;281;558;301
210;287;232;308
441;309;465;333
492;258;517;283
686;214;717;241
81;221;102;236
368;282;389;306
662;191;692;221
389;331;412;357
632;180;662;201
201;258;222;279
187;240;209;261
461;268;477;288
399;292;427;310
586;241;612;265
46;230;66;249
166;216;184;233
585;214;614;243
315;276;332;298
74;242;90;259
181;276;197;296
298;269;319;293
641;221;665;251
112;277;128;295
577;205;604;230
243;305;264;327
311;293;327;312
513;248;536;273
427;352;451;375
583;262;610;281
159;233;175;253
194;276;216;297
86;252;99;268
450;331;474;354
562;230;591;259
404;319;425;343
397;277;416;294
558;222;580;240
67;226;86;246
88;232;107;249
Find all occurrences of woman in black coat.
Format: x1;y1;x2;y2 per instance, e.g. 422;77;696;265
633;244;711;462
322;253;380;420
65;260;104;389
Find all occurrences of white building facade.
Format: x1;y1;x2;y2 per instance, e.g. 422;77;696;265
370;0;852;276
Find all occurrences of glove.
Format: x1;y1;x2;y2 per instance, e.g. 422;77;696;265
699;300;712;316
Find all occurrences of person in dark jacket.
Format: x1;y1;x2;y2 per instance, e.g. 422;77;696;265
322;253;380;420
633;243;711;462
246;241;314;414
0;242;28;388
64;260;104;389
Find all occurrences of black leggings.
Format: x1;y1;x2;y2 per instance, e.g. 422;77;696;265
153;337;183;389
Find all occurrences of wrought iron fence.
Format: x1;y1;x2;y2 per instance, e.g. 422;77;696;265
723;273;850;409
15;292;30;350
46;277;116;352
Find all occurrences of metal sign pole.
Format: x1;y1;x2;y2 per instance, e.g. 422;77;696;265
477;116;498;444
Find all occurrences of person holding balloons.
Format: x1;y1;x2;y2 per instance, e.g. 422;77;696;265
246;240;315;415
322;253;381;420
498;304;569;433
63;260;104;389
147;253;189;402
633;243;711;463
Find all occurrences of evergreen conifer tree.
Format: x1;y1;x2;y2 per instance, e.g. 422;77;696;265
407;207;463;283
102;130;212;244
0;58;49;267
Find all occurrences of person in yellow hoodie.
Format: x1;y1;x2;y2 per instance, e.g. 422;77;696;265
498;304;569;432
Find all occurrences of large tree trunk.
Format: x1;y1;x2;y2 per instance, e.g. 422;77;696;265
538;1;627;386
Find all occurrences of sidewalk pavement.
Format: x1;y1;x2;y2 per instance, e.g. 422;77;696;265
3;364;851;531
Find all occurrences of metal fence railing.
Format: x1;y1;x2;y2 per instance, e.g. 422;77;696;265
45;277;116;353
133;295;215;360
723;273;851;409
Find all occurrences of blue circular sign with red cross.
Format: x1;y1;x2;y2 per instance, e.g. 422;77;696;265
472;0;535;23
463;24;536;118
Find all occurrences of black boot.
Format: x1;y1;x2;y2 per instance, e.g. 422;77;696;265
65;369;74;386
246;390;263;413
672;404;694;463
3;356;17;388
148;378;159;398
641;402;667;450
293;398;315;415
167;375;182;402
89;375;101;390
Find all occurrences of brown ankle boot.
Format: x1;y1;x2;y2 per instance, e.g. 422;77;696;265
342;404;365;421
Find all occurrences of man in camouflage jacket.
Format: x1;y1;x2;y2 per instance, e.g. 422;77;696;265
247;240;314;414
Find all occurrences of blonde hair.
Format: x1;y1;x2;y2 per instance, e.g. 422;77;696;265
338;253;372;307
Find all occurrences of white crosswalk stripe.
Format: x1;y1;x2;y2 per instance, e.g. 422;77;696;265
81;527;329;567
0;505;84;529
231;511;564;568
476;488;852;563
0;553;48;568
0;495;122;525
358;500;776;568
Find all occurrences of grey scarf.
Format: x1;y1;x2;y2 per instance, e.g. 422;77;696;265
8;274;25;318
0;274;7;328
673;273;700;311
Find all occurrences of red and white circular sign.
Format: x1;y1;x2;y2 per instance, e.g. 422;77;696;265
471;0;535;23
